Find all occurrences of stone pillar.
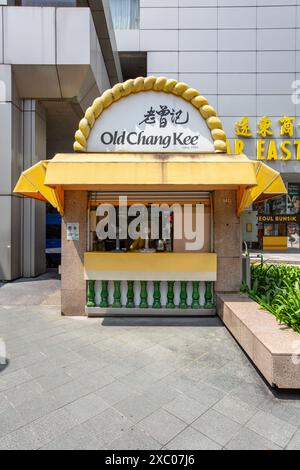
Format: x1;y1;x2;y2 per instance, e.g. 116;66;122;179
213;190;241;293
0;64;23;280
61;191;87;315
22;100;47;278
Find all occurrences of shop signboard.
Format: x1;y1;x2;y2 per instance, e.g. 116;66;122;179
87;92;215;153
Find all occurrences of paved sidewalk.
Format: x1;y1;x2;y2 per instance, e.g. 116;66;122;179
0;276;300;449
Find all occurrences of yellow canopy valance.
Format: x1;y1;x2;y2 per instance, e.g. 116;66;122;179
13;153;286;216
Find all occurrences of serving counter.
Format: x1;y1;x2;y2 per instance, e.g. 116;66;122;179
84;252;217;316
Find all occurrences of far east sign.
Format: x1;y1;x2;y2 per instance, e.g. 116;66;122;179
87;92;215;153
229;115;300;161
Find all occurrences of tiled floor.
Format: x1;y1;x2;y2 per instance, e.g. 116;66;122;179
0;276;300;449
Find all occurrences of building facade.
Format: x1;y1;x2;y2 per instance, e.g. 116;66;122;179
0;1;122;280
1;0;300;282
112;0;300;251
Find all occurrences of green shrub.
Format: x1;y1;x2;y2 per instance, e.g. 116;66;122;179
241;259;300;333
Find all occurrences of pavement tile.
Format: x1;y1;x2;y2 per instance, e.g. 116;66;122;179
225;427;282;450
114;392;161;424
258;397;300;427
286;429;300;450
26;408;80;447
0;426;43;450
163;394;208;424
213;395;257;425
4;379;45;408
40;424;104;450
166;426;221;450
105;426;161;450
0;368;33;392
0;406;25;439
138;408;186;445
246;410;297;448
192;409;241;446
81;407;134;445
96;380;136;405
64;393;110;423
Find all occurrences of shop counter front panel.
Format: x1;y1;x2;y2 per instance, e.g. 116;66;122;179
84;252;217;282
84;252;217;316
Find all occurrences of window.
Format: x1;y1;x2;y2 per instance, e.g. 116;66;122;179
109;0;139;29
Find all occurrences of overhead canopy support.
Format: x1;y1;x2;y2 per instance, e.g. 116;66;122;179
13;154;286;216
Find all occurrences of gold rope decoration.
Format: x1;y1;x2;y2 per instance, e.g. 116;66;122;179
73;76;227;153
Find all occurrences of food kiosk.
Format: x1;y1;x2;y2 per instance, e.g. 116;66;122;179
14;77;286;316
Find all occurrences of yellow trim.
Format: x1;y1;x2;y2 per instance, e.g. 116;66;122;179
263;236;288;250
73;76;227;154
44;153;257;187
84;252;217;281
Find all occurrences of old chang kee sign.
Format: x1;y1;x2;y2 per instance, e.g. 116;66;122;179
87;91;215;152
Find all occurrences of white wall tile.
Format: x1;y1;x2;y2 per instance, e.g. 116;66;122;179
218;52;256;73
257;52;295;72
219;0;256;5
179;8;217;29
257;95;295;116
257;73;295;95
257;6;296;29
141;30;178;51
115;30;140;52
219;7;256;29
295;29;300;49
179;0;217;6
140;8;178;29
4;7;55;64
148;52;178;73
179;30;217;51
141;0;177;6
258;29;295;51
57;8;91;64
218;95;256;116
178;73;217;94
218;74;256;94
179;52;217;72
218;30;256;51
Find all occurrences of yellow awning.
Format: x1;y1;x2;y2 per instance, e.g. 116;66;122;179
44;153;257;188
13;153;286;216
237;161;287;215
14;161;64;215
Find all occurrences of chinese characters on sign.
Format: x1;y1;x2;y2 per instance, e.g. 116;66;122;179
139;105;189;128
230;115;300;161
235;116;297;138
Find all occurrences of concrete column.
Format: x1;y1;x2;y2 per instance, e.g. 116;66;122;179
213;190;242;293
0;65;47;280
22;100;46;278
0;65;23;280
61;191;87;315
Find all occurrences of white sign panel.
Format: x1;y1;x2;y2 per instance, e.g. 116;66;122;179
87;92;214;153
66;223;79;241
